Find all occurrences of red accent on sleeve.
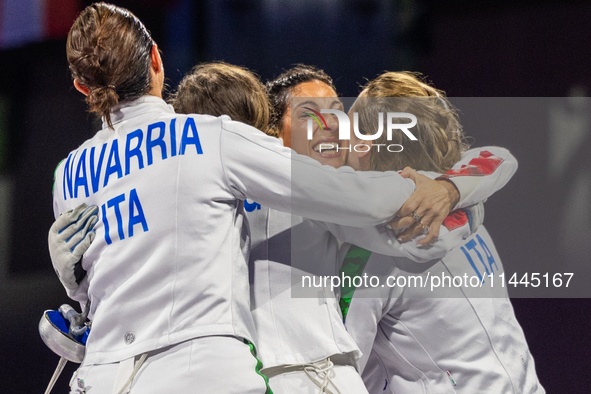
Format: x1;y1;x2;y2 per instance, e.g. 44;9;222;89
443;209;469;231
441;150;503;177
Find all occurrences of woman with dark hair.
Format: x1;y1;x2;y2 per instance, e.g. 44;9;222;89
51;5;461;393
241;65;518;394
266;65;349;170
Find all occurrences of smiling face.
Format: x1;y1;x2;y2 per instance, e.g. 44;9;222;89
281;80;348;168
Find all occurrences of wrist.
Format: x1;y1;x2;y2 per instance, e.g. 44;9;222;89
437;179;460;209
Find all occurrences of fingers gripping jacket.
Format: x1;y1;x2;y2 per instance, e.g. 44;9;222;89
48;204;99;290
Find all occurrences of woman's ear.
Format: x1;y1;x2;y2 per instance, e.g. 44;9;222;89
151;44;163;73
148;44;165;98
74;79;89;96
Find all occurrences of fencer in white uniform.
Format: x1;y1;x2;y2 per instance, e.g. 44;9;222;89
342;225;545;394
339;73;544;393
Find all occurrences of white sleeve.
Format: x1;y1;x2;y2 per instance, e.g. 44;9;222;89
219;117;416;227
319;210;471;263
438;146;518;209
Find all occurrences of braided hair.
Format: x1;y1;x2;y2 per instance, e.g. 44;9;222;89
66;3;154;129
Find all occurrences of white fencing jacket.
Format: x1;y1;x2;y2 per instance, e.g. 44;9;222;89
52;96;420;365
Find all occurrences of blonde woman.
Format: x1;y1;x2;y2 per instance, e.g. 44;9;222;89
341;72;544;394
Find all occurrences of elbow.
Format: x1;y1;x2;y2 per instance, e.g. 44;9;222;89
498;147;518;173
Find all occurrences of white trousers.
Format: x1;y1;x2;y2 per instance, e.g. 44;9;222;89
266;357;369;394
69;336;270;394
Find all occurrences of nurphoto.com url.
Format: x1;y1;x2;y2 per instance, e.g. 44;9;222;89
301;272;574;293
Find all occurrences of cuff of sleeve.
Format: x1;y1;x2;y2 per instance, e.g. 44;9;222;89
439;175;483;209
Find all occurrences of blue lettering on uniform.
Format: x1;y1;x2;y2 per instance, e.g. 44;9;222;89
465;238;489;277
180;118;203;155
63;151;77;200
476;234;498;273
244;200;261;212
461;246;484;282
107;193;126;241
462;235;499;282
104;140;123;187
102;189;150;245
146;122;167;165
90;144;107;193
125;129;144;175
74;149;89;198
102;203;112;245
62;117;206;200
170;118;177;157
128;188;149;237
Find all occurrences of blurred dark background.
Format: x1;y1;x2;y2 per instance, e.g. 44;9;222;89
1;0;590;392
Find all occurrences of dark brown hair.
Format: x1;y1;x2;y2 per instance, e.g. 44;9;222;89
170;62;273;135
355;71;469;173
66;3;154;129
266;64;336;136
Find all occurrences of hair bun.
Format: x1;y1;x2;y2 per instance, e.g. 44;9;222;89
87;85;120;123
